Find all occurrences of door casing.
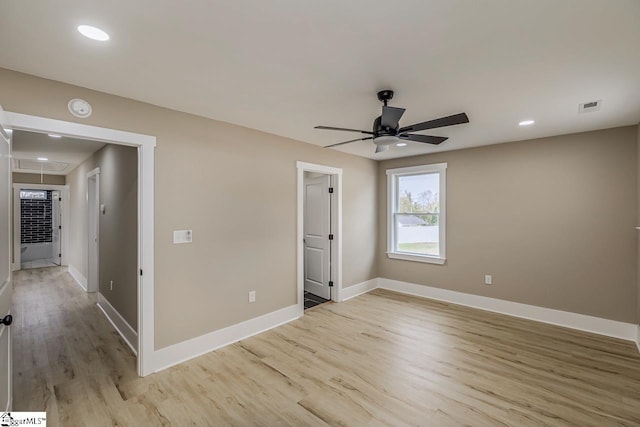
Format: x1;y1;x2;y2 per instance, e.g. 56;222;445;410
296;161;342;313
0;108;13;410
87;168;100;293
4;111;156;377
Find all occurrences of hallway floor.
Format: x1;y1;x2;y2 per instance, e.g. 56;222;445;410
12;267;139;425
13;267;640;426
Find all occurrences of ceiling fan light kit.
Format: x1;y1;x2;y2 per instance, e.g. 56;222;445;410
315;90;469;154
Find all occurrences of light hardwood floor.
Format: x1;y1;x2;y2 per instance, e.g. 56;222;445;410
13;267;640;426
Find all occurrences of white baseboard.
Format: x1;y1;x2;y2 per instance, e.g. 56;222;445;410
636;325;640;353
152;304;302;374
340;279;378;302
377;278;637;342
68;265;87;292
97;293;138;355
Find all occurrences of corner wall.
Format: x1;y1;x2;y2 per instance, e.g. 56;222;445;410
378;126;638;323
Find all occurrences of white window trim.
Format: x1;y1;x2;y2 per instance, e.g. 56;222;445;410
386;162;447;265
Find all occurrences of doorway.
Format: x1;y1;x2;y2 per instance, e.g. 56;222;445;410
87;168;99;293
303;172;332;309
296;161;343;313
4;111;156;377
12;184;69;271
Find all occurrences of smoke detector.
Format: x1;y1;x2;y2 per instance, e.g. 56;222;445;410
579;100;601;114
68;98;92;118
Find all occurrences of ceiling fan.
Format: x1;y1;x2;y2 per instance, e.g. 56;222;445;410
315;90;469;154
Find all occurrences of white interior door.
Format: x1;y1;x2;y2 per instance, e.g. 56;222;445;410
0;106;13;410
303;174;331;300
52;191;61;266
87;171;99;293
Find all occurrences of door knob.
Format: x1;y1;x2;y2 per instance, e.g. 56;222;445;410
0;315;12;326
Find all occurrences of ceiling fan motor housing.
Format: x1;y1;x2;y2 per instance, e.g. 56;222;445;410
373;116;399;139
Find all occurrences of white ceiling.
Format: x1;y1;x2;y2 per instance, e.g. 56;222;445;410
1;0;639;160
12;130;105;175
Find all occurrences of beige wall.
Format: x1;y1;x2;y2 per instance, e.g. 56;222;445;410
0;68;378;349
13;172;65;185
66;144;138;329
379;127;638;323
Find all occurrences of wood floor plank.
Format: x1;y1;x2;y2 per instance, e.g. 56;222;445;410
12;267;640;426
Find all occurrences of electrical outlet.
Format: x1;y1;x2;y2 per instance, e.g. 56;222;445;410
484;275;492;285
110;280;113;291
248;291;256;303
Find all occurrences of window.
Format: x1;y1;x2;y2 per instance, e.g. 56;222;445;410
386;163;446;264
20;190;47;200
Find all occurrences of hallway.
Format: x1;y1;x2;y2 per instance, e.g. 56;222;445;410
12;267;138;424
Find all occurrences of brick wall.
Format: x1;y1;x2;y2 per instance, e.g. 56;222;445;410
21;190;52;244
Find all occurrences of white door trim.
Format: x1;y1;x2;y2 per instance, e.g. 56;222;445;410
12;183;70;271
5;111;156;377
296;161;343;311
86;169;100;293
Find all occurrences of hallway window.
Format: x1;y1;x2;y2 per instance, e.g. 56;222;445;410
19;190;46;199
386;163;447;265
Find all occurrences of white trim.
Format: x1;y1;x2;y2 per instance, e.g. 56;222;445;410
6;112;155;147
296;161;343;305
97;293;138;355
153;304;301;373
385;163;448;176
386;252;446;264
7;112;155;377
377;278;637;341
12;183;70;270
86;169;100;293
386;162;447;265
67;264;87;291
636;325;640;353
339;279;378;301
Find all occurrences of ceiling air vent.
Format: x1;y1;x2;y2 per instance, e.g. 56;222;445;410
579;100;601;114
14;158;71;172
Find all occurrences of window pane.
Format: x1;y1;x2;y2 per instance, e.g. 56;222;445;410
20;190;47;200
397;173;439;214
396;213;439;256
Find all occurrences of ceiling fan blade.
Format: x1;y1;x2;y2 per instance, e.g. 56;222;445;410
399;112;469;133
399;134;449;145
375;145;389;154
324;137;373;148
381;106;405;129
315;126;373;135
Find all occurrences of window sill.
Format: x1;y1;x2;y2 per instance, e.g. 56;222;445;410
387;252;446;265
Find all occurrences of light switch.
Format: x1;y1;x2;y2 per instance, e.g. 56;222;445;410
173;230;193;244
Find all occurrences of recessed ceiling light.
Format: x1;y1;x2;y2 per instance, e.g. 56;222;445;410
396;142;407;147
37;157;48;161
77;25;110;41
519;120;535;126
48;134;62;138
